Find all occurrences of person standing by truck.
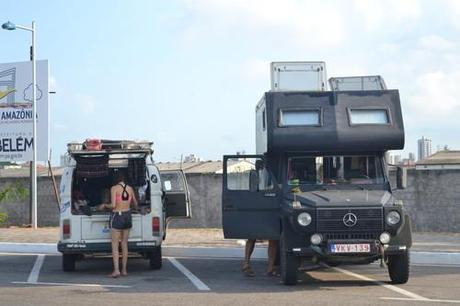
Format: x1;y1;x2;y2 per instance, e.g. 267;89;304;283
106;172;138;278
242;239;279;277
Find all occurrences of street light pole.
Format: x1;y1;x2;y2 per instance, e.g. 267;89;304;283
31;21;37;230
2;21;38;229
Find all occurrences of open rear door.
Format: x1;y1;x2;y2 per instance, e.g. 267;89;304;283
160;170;191;219
222;155;281;240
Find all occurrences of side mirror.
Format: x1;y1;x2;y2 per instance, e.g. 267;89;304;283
396;166;407;189
249;170;259;192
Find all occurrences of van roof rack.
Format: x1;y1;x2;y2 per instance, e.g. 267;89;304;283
67;139;154;155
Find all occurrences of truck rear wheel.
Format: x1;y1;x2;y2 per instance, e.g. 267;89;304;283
280;233;299;285
62;254;76;272
387;251;410;284
148;246;162;270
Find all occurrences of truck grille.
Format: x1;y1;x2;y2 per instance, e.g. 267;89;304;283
324;232;379;240
317;207;383;233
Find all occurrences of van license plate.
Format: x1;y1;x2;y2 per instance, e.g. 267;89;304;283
329;243;370;253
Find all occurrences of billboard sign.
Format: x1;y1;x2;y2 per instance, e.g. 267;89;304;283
0;60;49;162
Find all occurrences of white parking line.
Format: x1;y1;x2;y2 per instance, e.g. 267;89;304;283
12;281;131;288
168;257;210;291
327;265;429;301
27;254;45;283
381;297;460;304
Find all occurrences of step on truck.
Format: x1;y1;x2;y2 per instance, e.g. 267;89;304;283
222;62;412;285
58;139;191;271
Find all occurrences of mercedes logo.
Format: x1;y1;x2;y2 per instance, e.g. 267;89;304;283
343;213;358;227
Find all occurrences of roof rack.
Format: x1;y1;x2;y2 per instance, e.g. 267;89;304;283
328;75;387;91
67;139;154;155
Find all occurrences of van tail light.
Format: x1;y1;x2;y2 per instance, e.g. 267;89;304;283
63;219;71;239
152;217;160;236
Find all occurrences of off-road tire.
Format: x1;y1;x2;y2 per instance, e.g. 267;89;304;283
62;254;76;272
280;232;299;285
148;246;162;270
387;250;410;284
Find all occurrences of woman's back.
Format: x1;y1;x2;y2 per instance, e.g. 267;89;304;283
111;182;135;211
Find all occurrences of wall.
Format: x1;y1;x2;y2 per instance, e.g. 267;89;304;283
391;169;460;232
0;176;61;227
1;169;459;232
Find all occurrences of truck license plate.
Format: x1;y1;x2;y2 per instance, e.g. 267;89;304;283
329;243;370;253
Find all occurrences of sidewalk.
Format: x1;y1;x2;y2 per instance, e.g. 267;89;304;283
0;227;459;252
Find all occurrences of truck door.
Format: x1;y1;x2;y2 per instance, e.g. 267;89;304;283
160;170;191;219
222;155;281;240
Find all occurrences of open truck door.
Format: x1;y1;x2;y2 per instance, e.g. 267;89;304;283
160;170;191;219
222;155;281;240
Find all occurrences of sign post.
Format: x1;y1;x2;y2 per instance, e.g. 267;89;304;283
1;21;49;229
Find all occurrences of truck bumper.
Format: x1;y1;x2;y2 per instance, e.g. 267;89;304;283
58;241;160;254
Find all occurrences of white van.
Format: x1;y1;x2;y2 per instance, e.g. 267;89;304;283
57;139;190;271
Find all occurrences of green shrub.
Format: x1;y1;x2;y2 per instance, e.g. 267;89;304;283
0;212;7;227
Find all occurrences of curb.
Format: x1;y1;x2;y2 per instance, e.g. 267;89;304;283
1;242;459;266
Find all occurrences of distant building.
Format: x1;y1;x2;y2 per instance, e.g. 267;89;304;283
393;155;402;165
156;160;254;174
408;152;415;162
416;150;460;170
60;154;70;167
183;154;201;163
417;136;432;161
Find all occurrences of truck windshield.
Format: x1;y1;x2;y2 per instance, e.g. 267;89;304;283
287;155;385;186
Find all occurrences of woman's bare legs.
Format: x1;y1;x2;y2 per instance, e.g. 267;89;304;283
120;229;130;276
242;239;256;276
111;229;122;277
267;240;279;275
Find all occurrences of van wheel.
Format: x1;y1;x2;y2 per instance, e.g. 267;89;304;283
148;246;162;270
387;251;410;284
280;233;299;285
62;254;76;272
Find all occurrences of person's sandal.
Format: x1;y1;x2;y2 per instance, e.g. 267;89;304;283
265;270;280;277
242;266;256;277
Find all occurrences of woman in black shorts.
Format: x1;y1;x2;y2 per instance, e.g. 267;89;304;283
105;172;138;278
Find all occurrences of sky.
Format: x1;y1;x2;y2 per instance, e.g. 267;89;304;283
1;0;460;164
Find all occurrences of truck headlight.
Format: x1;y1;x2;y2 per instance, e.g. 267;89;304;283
297;212;312;226
386;211;401;225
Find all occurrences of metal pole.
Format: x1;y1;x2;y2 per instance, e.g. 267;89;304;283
31;21;37;229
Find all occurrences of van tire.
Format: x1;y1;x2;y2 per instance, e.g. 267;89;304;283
148;246;162;270
62;254;76;272
280;232;299;285
387;251;410;284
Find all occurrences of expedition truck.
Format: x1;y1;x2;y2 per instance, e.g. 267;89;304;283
222;62;412;285
58;139;190;271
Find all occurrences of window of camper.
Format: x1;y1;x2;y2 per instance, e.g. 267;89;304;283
348;109;389;125
287;155;385;186
226;158;274;191
279;109;321;127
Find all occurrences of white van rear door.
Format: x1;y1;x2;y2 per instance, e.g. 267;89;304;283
160;170;191;219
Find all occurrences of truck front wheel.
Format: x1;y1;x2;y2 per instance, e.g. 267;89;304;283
280;233;299;285
387;250;410;284
62;254;76;272
148;246;162;270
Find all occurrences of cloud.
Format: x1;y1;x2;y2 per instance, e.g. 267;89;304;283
183;0;349;49
75;94;96;114
407;71;460;119
417;35;456;51
352;0;421;32
445;0;460;30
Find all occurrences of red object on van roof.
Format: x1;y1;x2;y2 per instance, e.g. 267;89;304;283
85;139;102;151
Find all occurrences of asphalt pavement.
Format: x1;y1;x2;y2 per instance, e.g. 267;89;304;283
0;228;459;305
